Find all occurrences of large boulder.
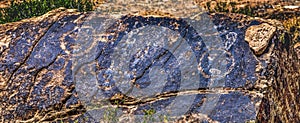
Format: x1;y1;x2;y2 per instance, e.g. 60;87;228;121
0;3;299;123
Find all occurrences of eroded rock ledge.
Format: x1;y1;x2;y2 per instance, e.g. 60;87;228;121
0;8;299;122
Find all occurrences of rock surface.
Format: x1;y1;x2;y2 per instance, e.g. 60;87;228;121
245;23;276;55
0;8;86;122
0;5;299;123
294;42;300;60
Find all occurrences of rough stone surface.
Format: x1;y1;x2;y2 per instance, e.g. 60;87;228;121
245;23;276;55
0;6;299;123
0;8;86;122
294;42;300;60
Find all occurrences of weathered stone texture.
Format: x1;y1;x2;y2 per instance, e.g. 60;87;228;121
0;7;298;122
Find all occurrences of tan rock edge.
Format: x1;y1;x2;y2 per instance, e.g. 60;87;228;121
245;23;276;55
